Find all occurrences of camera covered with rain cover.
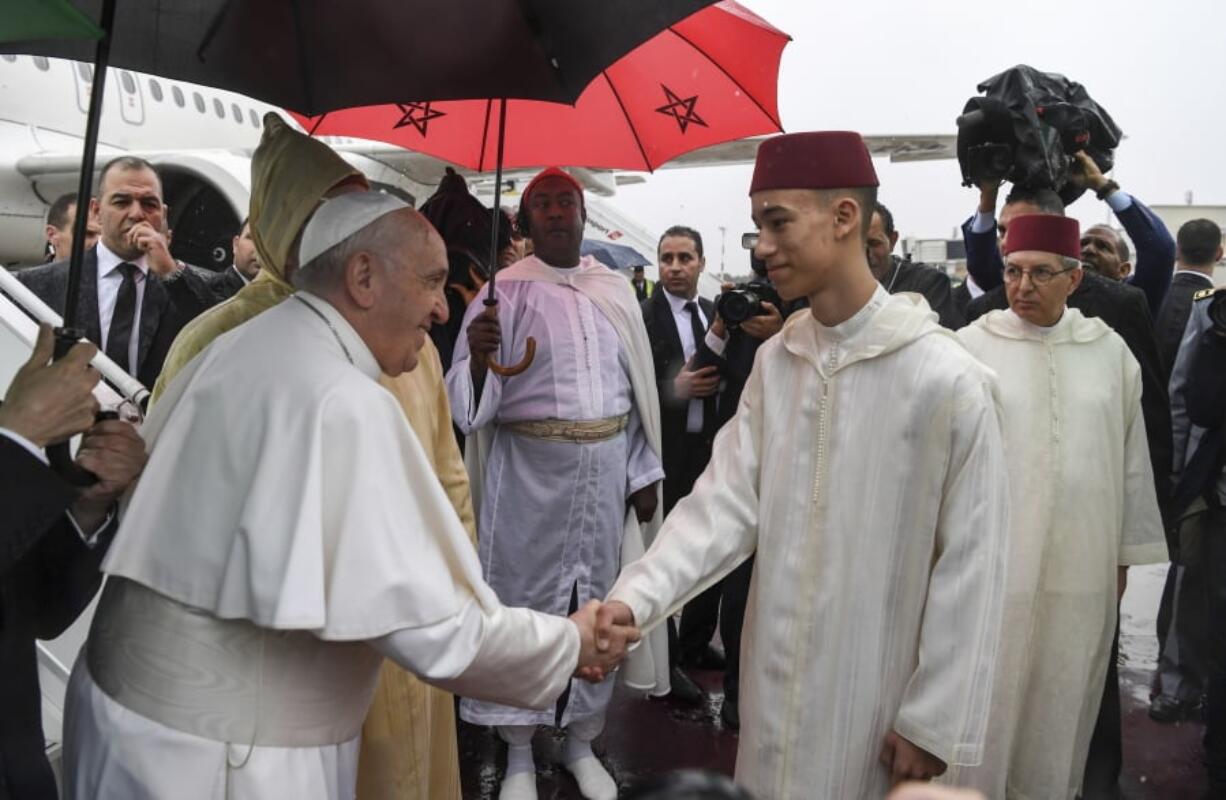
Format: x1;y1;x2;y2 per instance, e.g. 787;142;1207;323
956;65;1122;206
715;279;782;329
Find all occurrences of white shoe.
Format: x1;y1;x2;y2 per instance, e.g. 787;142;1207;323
498;771;538;800
564;755;617;800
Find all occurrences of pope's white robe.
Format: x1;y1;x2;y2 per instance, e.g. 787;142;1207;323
446;255;665;727
944;308;1167;800
608;287;1010;799
62;293;580;800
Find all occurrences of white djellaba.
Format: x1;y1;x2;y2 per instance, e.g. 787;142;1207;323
62;193;585;800
610;286;1012;799
943;307;1166;799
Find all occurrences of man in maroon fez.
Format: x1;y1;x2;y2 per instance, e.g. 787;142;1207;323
599;131;1012;798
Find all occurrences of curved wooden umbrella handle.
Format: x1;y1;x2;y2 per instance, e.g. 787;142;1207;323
486;337;536;376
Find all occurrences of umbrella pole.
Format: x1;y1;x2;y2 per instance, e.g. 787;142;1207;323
62;0;116;339
47;0;118;488
484;98;535;377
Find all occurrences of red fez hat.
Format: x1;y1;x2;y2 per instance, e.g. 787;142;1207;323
521;166;584;204
1002;214;1081;260
750;131;879;195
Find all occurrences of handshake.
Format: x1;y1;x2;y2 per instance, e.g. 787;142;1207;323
568;600;638;683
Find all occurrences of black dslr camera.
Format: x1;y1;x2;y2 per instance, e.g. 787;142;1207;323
715;279;782;329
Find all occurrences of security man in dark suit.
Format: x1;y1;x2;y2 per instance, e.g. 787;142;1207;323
1150;219;1221;725
18;157;218;390
961;153;1175;317
205;218;262;303
867;203;963;329
641;225;723;705
1168;287;1226;795
0;324;146;800
1156;220;1220;378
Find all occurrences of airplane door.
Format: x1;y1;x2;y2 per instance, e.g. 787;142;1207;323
116;69;145;125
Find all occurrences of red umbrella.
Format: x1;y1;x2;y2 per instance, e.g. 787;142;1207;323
290;1;788;172
291;1;789;375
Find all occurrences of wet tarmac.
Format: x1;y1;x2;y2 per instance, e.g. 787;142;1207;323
460;564;1209;798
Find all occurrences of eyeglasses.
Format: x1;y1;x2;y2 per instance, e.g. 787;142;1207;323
1002;265;1077;286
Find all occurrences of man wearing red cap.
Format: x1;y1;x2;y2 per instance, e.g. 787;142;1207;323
945;215;1166;799
446;167;665;800
600;132;1012;798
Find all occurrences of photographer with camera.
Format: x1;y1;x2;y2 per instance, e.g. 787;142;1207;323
868;203;963;329
1168;286;1226;795
641;225;723;706
962;151;1174;317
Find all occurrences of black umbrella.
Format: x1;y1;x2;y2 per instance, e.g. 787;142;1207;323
1;0;718;375
3;0;716;113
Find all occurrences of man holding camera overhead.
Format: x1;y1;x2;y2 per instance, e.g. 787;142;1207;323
962;152;1175;316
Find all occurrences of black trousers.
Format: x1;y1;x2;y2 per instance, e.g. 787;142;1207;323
1154;560;1209;703
1080;622;1122;799
1202;508;1226;787
664;432;720;667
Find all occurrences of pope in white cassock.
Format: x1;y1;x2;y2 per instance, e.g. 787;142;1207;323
942;214;1167;800
61;192;637;800
446;167;665;800
599;131;1012;799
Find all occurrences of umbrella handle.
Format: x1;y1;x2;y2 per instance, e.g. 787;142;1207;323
486;337;536;376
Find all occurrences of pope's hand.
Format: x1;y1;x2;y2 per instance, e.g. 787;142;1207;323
570;600;640;682
880;730;947;787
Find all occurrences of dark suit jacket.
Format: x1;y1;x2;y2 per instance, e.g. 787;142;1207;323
0;437;113;800
1155;271;1215;381
206;265;247;305
882;257;964;329
962;196;1176;317
967;270;1174;512
951;282;972;327
641;290;716;510
16;247;218;388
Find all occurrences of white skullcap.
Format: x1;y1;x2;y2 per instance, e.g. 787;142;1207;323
298;191;409;267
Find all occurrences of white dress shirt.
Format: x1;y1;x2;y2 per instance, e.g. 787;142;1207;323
96;241;150;373
663;288;709;433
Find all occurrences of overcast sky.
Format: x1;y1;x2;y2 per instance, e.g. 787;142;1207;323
607;0;1226;274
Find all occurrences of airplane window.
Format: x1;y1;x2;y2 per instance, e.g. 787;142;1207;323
172;86;185;108
76;62;91;80
248;109;260;128
149;79;164;102
231;103;242;123
33;57;50;71
0;54;15;63
213;98;225;119
193;92;205;113
120;71;136;94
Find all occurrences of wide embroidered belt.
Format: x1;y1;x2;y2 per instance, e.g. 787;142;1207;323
86;578;383;748
503;414;630;443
